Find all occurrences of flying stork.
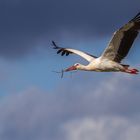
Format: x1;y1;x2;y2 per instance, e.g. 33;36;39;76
52;12;140;74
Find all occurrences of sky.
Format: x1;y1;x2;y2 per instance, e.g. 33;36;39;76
0;0;140;140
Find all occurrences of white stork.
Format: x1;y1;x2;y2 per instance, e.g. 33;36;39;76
52;12;140;74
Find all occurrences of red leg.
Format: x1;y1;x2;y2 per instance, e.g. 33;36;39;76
123;68;139;74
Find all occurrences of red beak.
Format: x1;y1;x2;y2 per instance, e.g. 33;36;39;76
64;65;77;72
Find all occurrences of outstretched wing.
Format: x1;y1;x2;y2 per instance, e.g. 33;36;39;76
52;41;97;62
101;12;140;63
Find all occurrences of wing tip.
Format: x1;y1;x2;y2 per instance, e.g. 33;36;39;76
51;40;59;49
130;12;140;22
51;41;70;56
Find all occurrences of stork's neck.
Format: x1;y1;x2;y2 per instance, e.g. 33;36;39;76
78;64;92;71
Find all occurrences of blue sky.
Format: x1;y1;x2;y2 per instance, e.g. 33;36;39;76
0;36;139;95
0;0;140;140
0;37;107;93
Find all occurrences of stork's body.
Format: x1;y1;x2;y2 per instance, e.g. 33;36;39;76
68;57;130;73
84;58;124;72
52;12;140;75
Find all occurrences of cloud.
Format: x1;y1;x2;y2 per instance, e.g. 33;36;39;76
55;74;140;117
0;0;139;58
63;116;140;140
0;74;140;140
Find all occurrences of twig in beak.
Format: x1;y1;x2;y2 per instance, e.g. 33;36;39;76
52;69;64;78
52;68;77;78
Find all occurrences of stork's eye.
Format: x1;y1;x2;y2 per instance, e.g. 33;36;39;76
74;63;79;66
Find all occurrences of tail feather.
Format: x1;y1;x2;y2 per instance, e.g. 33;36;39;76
121;64;130;69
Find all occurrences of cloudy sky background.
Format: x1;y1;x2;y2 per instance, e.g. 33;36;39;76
0;0;140;140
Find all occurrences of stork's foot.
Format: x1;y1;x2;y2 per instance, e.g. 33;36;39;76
123;68;139;74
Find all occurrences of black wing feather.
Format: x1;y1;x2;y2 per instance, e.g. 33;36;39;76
114;31;138;62
61;51;65;56
130;12;140;22
52;41;59;49
52;41;73;56
66;51;70;56
57;49;63;54
102;12;140;62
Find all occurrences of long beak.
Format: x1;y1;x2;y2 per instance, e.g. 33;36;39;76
64;65;77;72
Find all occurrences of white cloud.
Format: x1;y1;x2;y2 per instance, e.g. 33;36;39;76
62;116;140;140
0;74;140;140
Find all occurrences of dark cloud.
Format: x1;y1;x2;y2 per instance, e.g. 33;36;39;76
0;0;140;58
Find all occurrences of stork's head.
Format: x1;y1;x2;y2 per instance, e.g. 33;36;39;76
64;63;83;72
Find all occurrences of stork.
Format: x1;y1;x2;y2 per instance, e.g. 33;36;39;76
52;12;140;74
